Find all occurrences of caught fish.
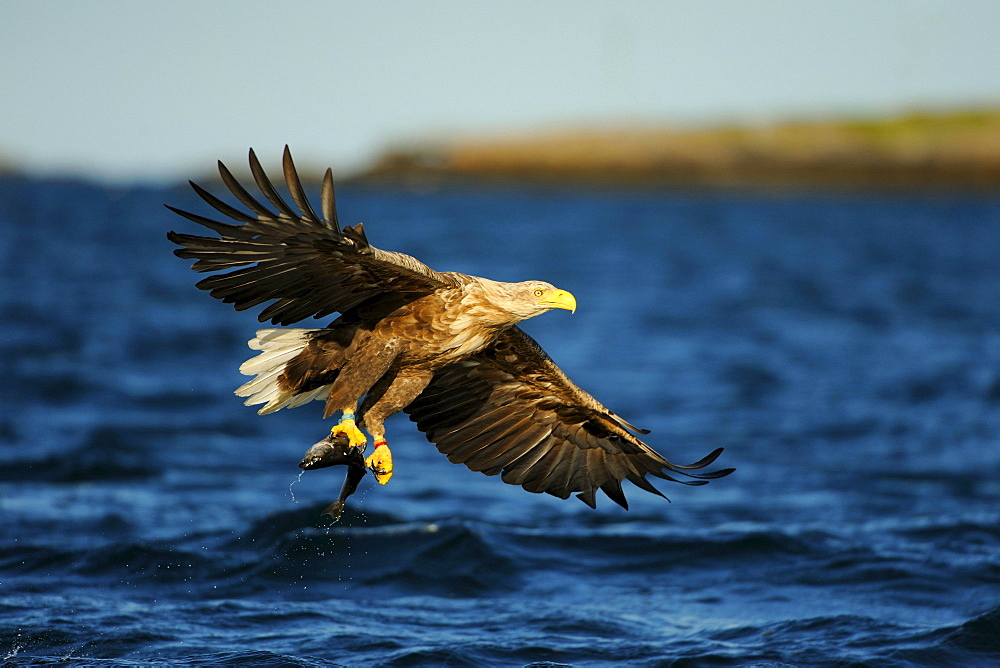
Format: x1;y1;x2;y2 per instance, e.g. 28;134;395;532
299;433;368;521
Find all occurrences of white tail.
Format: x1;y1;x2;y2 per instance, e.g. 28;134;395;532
235;329;331;414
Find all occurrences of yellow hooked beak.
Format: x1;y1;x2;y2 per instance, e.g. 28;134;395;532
538;288;577;314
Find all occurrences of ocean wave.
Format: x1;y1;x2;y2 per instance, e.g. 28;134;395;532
0;426;162;483
230;516;522;597
10;510;996;607
935;605;1000;657
168;650;345;666
4;606;998;666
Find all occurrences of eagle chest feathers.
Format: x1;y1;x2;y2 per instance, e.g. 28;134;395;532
391;287;512;365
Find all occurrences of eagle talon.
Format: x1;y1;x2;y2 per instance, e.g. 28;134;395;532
365;440;393;485
331;417;367;450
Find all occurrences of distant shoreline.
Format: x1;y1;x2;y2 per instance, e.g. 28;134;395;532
356;109;1000;192
4;109;999;192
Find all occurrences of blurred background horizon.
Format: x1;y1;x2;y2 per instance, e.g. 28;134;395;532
3;0;1000;184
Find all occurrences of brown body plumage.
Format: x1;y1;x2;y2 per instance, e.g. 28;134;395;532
167;147;732;508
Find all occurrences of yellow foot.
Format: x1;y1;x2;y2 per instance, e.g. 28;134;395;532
365;440;393;485
330;417;367;449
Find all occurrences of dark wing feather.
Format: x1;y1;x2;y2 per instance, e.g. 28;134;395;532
167;146;457;325
405;327;734;509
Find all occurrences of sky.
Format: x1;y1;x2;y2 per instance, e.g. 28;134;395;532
3;0;1000;182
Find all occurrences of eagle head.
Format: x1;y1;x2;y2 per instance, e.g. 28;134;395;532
504;280;577;319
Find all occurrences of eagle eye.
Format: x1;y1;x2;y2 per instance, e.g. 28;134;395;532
533;289;544;297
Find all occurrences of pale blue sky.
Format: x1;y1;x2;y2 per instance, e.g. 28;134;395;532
3;0;999;182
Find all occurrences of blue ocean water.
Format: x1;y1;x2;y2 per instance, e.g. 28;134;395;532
1;174;999;666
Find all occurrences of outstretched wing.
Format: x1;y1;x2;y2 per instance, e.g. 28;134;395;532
167;146;457;325
405;327;733;509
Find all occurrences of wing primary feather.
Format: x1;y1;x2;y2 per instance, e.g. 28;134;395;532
463;421;542;471
625;473;667;499
516;444;566;494
546;447;583;499
218;159;275;218
672;466;736;480
670;447;726;470
483;423;553;468
436;403;522;439
189;181;257;223
187;254;280;272
584;448;607;503
249;148;298;219
281;145;321;223
321;168;341;233
169;236;276;255
612;413;651;435
165;207;253;240
475;421;553;474
526;441;576;496
442;416;531;463
648;469;710;486
600;478;629;510
195;264;304;294
575;488;597;509
257;297;299;325
499;438;554;486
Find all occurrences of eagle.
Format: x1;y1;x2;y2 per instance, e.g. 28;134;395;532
166;147;732;509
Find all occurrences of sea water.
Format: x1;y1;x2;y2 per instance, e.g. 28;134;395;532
1;176;998;665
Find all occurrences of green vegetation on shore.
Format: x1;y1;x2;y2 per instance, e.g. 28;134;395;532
361;109;1000;190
